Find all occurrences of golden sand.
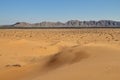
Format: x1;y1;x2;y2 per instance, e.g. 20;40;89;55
0;29;120;80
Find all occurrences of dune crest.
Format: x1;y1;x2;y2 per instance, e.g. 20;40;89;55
43;46;89;70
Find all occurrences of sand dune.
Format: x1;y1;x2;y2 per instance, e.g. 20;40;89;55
0;29;120;80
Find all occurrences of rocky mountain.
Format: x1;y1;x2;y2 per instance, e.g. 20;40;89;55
12;22;32;27
9;20;120;27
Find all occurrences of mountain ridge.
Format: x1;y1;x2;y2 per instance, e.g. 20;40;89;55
1;20;120;28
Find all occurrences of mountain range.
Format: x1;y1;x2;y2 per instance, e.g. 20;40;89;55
1;20;120;28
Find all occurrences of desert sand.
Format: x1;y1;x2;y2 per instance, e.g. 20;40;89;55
0;29;120;80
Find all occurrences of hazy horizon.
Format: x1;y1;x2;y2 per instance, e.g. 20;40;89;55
0;0;120;25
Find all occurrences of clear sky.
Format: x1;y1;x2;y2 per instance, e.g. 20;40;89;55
0;0;120;25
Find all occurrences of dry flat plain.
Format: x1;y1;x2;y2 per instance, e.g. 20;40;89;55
0;29;120;80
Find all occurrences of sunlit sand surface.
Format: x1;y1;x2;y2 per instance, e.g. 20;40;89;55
0;29;120;80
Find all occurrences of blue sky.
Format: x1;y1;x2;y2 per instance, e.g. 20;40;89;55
0;0;120;25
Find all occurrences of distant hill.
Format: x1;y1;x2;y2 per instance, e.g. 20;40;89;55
1;20;120;28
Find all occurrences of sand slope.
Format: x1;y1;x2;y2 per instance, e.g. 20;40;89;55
0;29;120;80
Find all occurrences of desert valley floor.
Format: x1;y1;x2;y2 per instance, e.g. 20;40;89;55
0;29;120;80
